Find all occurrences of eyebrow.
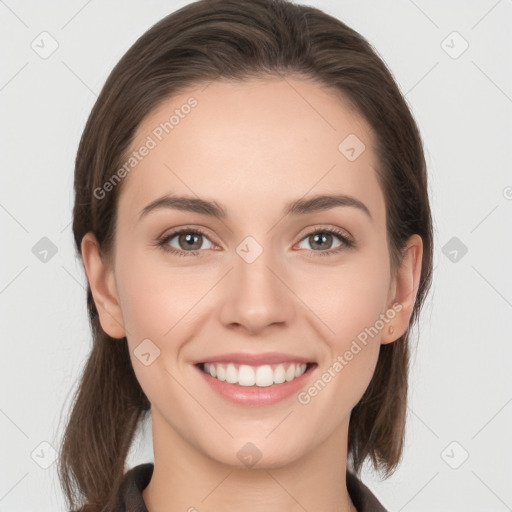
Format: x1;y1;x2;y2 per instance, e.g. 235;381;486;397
138;193;373;223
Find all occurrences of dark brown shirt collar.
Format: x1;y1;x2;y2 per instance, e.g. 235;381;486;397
117;463;388;512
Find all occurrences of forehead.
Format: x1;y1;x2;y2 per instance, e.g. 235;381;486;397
117;76;385;228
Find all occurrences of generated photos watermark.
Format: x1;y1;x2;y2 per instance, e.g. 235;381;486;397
93;96;198;200
297;301;403;405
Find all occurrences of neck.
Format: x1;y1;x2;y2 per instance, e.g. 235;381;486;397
142;411;358;512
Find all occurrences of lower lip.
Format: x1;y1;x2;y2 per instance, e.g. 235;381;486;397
195;363;317;406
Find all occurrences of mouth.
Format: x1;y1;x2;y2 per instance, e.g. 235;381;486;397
195;361;318;387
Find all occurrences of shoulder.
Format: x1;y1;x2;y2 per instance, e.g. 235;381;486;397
346;470;388;512
117;463;154;512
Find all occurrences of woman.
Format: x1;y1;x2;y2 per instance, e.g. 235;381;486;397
58;0;433;510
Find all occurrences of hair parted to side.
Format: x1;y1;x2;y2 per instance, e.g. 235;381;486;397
59;0;433;510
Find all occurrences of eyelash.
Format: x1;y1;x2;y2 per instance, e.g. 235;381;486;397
155;226;354;258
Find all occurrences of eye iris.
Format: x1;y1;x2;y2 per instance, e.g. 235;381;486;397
310;232;332;250
180;233;202;250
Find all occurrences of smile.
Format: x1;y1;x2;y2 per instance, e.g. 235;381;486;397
199;361;315;387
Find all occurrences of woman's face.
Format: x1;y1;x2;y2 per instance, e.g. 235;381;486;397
83;76;422;468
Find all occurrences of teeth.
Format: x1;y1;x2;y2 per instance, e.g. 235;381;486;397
202;362;308;387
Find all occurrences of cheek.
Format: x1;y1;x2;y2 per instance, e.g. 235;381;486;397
296;262;389;427
113;253;204;405
114;249;224;403
305;254;391;344
301;252;390;399
115;247;219;340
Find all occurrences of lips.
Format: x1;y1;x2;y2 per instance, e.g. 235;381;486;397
194;358;318;406
193;352;315;366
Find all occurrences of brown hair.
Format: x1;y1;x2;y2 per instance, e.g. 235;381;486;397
58;0;433;510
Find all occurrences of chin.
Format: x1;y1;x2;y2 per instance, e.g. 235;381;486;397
203;437;306;471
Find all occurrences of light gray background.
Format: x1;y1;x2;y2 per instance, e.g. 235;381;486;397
1;1;511;510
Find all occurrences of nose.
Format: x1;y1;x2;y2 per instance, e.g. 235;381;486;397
218;246;295;334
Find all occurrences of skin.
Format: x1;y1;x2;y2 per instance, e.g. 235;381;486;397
81;75;423;512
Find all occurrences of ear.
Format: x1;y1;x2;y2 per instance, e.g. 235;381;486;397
381;234;423;344
80;232;126;339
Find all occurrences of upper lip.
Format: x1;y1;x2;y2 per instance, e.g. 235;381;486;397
193;352;315;366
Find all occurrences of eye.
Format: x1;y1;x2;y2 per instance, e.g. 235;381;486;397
155;226;354;258
156;228;215;257
296;227;354;256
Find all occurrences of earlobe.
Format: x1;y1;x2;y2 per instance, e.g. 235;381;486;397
381;234;423;345
80;232;126;339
